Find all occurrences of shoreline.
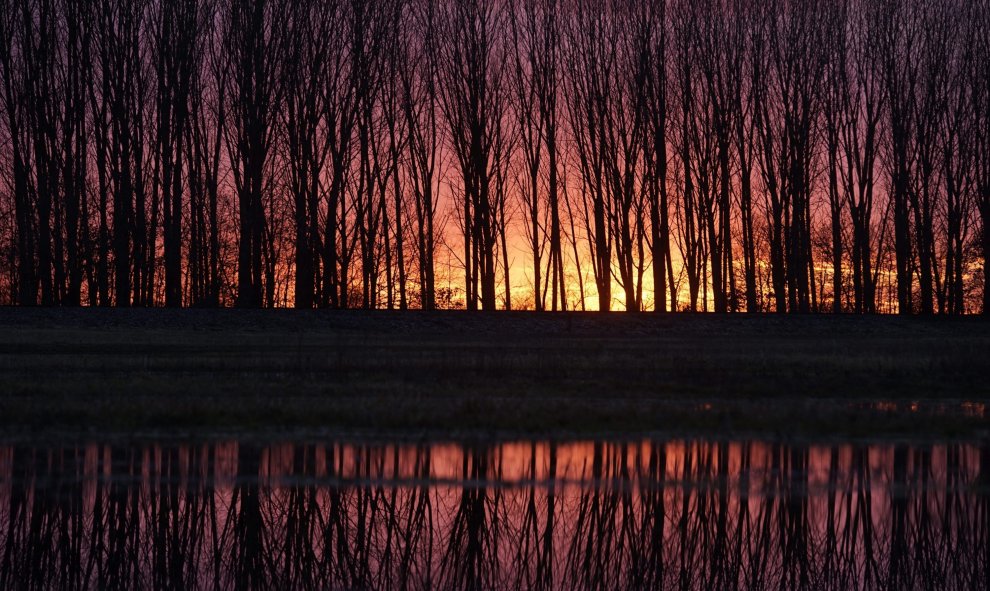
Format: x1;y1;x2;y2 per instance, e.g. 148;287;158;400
2;309;988;440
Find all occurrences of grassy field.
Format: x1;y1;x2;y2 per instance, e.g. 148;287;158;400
0;309;988;440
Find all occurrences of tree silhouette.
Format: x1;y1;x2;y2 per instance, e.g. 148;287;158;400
0;0;987;313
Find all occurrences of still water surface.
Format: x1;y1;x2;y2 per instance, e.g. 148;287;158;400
1;439;988;590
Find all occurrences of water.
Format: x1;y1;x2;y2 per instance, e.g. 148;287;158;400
1;439;988;590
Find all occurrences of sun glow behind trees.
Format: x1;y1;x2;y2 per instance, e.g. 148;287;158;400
0;0;987;312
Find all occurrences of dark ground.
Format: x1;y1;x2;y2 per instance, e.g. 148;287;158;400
0;308;988;441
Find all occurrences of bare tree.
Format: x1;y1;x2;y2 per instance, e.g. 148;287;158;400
640;0;675;312
0;0;37;305
940;0;977;314
399;0;443;310
185;0;225;307
909;0;952;315
508;0;566;311
696;0;739;313
879;0;920;314
670;0;704;311
380;12;410;309
436;0;511;310
220;0;287;307
282;0;335;308
151;0;198;307
733;0;761;312
564;0;649;311
752;0;827;312
822;0;848;313
835;0;886;314
976;0;990;314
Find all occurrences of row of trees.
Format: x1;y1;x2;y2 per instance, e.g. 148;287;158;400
1;0;988;312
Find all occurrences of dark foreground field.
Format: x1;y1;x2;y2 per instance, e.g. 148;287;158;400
0;309;988;440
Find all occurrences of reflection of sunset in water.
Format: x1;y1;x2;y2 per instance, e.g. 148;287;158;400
1;439;987;589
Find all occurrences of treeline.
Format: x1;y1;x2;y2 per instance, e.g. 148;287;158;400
0;0;988;312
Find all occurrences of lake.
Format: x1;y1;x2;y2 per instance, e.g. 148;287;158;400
1;437;987;590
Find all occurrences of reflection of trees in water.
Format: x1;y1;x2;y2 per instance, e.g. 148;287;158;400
0;440;987;590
